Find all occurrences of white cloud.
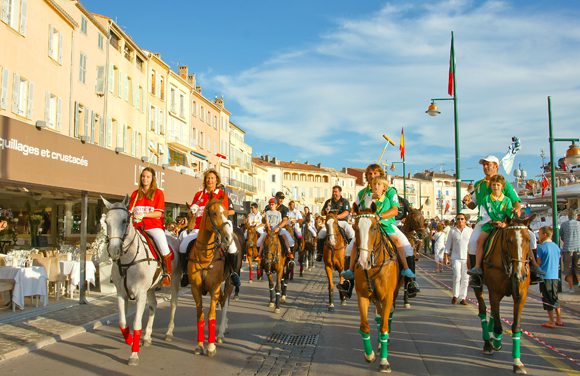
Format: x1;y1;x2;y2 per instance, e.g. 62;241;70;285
207;0;580;170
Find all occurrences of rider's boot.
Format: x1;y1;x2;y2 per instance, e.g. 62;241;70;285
226;252;241;288
529;265;545;285
161;253;173;287
316;239;325;261
179;252;189;287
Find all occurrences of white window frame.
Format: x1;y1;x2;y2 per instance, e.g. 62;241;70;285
79;53;87;84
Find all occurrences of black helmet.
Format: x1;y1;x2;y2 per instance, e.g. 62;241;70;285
275;191;285;199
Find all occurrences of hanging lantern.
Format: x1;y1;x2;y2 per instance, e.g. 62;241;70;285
565;142;580;166
425;102;441;117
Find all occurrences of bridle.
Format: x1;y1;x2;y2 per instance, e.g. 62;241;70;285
106;206;138;257
195;199;233;254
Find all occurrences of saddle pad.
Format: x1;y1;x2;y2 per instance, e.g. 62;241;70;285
136;227;175;261
483;229;500;260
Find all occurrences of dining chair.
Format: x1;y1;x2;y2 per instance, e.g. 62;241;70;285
0;278;16;311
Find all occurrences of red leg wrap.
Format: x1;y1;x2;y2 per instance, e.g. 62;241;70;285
120;326;133;346
197;320;205;343
131;329;142;353
249;269;253;280
208;319;216;343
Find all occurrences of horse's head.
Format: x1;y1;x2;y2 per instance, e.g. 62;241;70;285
404;207;426;238
101;195;131;261
353;204;378;270
325;212;340;247
263;228;281;268
503;215;535;281
185;201;196;231
202;198;233;250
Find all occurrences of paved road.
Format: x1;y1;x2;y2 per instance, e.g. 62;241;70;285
0;256;577;375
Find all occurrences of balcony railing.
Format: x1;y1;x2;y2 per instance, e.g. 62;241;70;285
225;177;256;193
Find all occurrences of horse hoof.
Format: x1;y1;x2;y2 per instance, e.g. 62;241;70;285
274;308;281;313
128;355;139;366
379;362;392;373
513;365;527;374
341;299;347;306
404;303;411;309
217;337;224;344
328;305;335;312
233;294;239;301
364;351;376;363
143;338;152;347
280;295;286;303
248;280;253;284
207;343;217;357
492;344;502;352
194;346;204;355
268;302;275;308
164;334;173;342
483;342;493;355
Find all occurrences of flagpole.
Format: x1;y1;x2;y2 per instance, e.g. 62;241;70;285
451;31;461;215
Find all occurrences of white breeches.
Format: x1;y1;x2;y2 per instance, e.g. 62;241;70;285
393;225;414;257
178;220;237;254
468;221;484;256
317;221;355;240
257;228;295;248
293;223;302;238
452;259;469;299
145;228;170;256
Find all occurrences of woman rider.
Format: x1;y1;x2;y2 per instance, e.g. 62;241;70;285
129;167;173;287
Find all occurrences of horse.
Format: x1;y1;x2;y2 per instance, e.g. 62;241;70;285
353;205;403;373
283;222;297;280
245;223;261;282
322;212;348;311
299;212;317;276
260;228;287;313
399;206;426;307
474;216;534;374
102;196;181;366
188;197;237;357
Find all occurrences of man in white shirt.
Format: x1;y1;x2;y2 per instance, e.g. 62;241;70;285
245;203;264;238
287;201;304;239
445;213;473;305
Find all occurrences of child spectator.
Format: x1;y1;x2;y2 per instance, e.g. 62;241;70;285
537;226;563;328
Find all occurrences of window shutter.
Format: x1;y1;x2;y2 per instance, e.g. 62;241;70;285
107;118;112;147
44;91;50;124
91;111;96;142
0;67;7;109
56;97;61;130
95;66;104;94
99;117;105;146
83;107;89;136
19;0;27;35
132;80;137;107
74;102;80;137
58;33;63;64
48;25;54;58
108;66;114;93
27;81;33;119
1;0;9;23
12;73;20;114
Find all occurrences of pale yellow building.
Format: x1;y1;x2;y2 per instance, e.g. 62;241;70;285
323;168;357;202
226;122;255;200
93;14;147;158
144;51;169;166
1;0;75;134
165;68;192;174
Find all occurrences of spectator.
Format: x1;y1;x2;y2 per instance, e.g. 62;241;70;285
432;223;446;272
537;226;564;328
444;213;473;305
560;209;579;293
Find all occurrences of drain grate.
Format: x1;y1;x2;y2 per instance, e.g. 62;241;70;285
267;333;319;347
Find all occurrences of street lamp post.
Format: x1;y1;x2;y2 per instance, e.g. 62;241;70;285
426;31;461;214
547;96;580;244
387;160;407;200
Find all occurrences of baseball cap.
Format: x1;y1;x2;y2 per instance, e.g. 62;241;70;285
275;191;285;199
479;155;500;165
268;198;276;204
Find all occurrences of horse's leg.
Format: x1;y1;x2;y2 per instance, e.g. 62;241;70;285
512;282;528;374
274;269;282;313
280;262;288;303
474;287;493;355
337;253;347;305
325;263;335;311
267;272;275;308
117;294;133;346
165;271;180;342
206;284;221;357
490;292;504;352
218;284;233;343
248;255;253;283
357;295;375;363
377;283;396;373
128;292;147;366
143;289;157;347
191;273;205;355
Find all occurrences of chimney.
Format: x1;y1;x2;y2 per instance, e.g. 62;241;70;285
316;163;321;168
342;167;347;173
188;73;196;87
178;65;188;80
272;157;278;165
263;154;269;162
196;86;202;94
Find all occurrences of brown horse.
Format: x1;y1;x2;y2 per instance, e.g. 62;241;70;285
188;198;235;357
299;213;317;276
353;207;403;373
322;212;348;311
261;228;287;313
400;207;426;307
474;216;534;374
245;222;260;282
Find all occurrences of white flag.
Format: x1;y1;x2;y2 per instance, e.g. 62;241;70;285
501;136;521;175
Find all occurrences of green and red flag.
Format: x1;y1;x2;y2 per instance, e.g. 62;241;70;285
399;127;405;159
448;32;455;96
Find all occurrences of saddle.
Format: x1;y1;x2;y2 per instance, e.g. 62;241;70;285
135;227;162;261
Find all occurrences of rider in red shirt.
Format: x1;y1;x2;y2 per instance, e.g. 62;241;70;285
129;167;172;287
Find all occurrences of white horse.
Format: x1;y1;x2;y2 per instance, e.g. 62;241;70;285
102;196;181;366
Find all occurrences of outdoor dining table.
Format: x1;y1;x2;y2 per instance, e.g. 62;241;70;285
0;265;48;310
59;260;96;298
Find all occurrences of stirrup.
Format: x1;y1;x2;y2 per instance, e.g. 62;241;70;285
469;275;482;289
161;274;171;287
406;281;420;298
337;279;352;298
467;267;483;276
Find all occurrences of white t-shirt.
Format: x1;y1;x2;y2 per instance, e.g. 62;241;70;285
445;226;473;260
287;208;303;223
248;212;263;227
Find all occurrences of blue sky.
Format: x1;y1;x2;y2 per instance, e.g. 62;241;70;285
83;0;580;182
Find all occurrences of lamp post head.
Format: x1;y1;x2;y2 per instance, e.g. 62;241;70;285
424;198;431;206
565;142;580;166
390;163;396;171
426;101;441;117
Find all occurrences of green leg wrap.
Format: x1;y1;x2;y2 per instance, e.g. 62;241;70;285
388;311;394;332
359;330;373;356
375;316;382;343
491;332;503;349
479;313;490;341
512;331;521;359
487;317;495;342
379;332;389;359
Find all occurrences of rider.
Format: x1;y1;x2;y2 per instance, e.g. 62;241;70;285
303;206;318;238
287;200;304;240
257;198;293;256
245;202;264;239
317;185;355;261
129;167;173;287
179;169;238;287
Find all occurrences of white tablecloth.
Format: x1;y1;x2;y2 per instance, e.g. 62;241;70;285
59;261;96;287
0;266;48;309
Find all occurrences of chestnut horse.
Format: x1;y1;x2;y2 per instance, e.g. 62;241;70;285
474;216;534;374
400;207;425;307
261;228;287;313
322;212;348;311
353;206;403;373
245;222;261;282
299;213;316;276
188;198;236;357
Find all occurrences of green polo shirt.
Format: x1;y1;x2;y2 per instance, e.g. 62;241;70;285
480;193;513;233
473;177;520;221
375;187;399;235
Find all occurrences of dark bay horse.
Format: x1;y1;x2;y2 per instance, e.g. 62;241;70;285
322;212;348;311
474;216;534;374
245;222;260;282
299;213;316;276
353;207;403;373
188;198;236;357
261;228;287;313
400;207;425;307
